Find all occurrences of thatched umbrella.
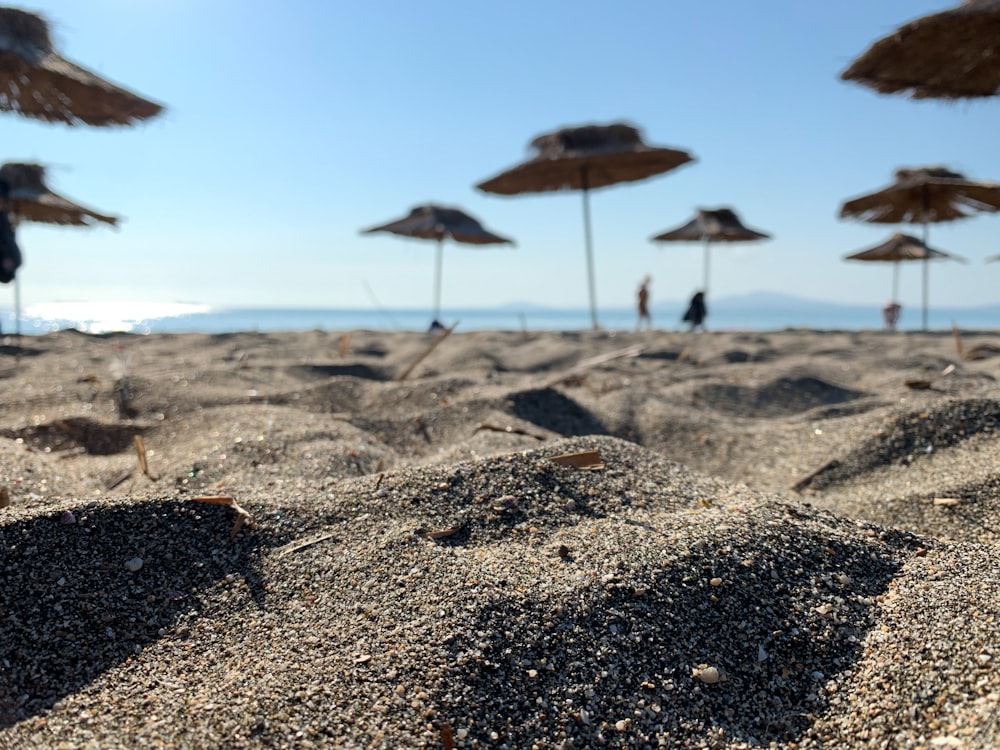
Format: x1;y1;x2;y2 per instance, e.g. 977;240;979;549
0;163;119;226
361;204;513;326
476;122;694;329
839;166;1000;329
649;207;771;294
844;232;966;319
841;0;1000;100
0;7;163;126
0;163;118;333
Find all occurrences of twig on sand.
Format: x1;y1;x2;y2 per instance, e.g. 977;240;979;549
191;495;254;539
106;471;132;490
790;459;841;493
275;529;338;557
395;322;458;382
338;332;351;358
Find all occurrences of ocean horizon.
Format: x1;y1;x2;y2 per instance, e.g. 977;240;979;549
4;294;1000;335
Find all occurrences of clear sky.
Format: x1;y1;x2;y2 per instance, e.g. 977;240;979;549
5;0;999;313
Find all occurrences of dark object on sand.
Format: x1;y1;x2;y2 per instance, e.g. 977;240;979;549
683;292;707;330
476;122;694;329
840;167;1000;330
841;0;1000;100
0;7;164;126
361;204;513;327
651;207;770;293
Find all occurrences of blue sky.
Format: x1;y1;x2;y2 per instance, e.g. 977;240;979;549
5;1;999;314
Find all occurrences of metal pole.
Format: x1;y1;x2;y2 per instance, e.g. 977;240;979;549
921;186;929;332
580;167;598;330
702;236;711;293
433;238;443;324
892;261;899;302
14;274;20;337
921;221;929;331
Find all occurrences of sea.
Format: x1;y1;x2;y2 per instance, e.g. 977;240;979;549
3;297;1000;336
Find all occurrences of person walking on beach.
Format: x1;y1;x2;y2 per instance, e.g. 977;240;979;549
683;291;707;331
636;275;652;331
882;300;901;331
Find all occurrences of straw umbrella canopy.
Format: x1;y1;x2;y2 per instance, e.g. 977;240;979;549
0;162;118;333
841;0;1000;100
839;166;1000;329
0;162;119;227
844;232;966;316
476;122;694;330
0;7;163;126
649;207;771;294
361;204;513;325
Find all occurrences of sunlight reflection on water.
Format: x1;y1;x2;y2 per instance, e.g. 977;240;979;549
21;301;213;334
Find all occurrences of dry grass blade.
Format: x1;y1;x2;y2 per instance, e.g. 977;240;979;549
133;435;152;479
395;322;458;381
106;471;132;490
191;496;237;505
338;332;351;358
275;529;338;557
548;450;604;470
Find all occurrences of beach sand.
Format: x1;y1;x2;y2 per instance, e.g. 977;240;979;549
1;327;998;749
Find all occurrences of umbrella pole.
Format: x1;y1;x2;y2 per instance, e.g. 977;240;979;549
580;167;598;330
702;236;711;293
14;274;20;337
433;238;443;324
892;261;899;302
921;220;929;332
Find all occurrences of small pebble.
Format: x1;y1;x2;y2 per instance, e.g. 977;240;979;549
698;666;720;684
124;557;143;572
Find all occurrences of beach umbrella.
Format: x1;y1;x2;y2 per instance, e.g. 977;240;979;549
840;0;1000;100
0;7;163;126
649;207;771;294
839;166;1000;329
0;163;118;334
361;204;513;325
476;122;694;330
0;163;119;226
844;232;966;319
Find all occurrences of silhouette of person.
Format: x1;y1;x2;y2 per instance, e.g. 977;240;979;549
683;291;707;331
882;300;901;331
636;275;652;331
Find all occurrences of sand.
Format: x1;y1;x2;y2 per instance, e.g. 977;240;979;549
1;327;998;749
